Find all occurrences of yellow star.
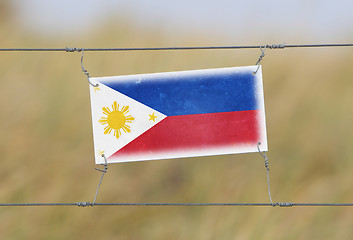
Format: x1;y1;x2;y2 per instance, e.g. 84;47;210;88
149;112;157;122
98;150;105;157
93;86;101;92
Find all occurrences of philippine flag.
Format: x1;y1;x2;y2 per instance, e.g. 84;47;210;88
90;65;267;164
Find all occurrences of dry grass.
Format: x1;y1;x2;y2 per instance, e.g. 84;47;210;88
1;15;353;240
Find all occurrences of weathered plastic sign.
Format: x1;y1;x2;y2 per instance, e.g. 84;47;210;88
90;65;267;164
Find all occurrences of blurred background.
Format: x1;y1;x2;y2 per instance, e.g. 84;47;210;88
1;0;353;239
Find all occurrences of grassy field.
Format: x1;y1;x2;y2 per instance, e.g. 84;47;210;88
1;13;353;240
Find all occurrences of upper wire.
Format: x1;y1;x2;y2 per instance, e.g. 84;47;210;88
1;43;353;52
1;202;353;207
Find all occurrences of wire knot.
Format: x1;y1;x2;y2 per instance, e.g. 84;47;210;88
76;202;93;207
80;49;98;87
264;159;269;169
274;202;294;207
92;154;109;206
257;142;273;205
253;43;286;74
65;47;82;52
257;142;270;171
256;48;266;64
95;154;108;173
267;43;286;49
253;46;267;74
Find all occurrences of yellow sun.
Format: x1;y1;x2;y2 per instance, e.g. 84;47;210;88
99;101;135;139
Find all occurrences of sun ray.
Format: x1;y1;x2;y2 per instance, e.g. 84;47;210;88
113;101;118;111
102;107;111;115
123;125;131;133
99;118;108;124
121;106;129;114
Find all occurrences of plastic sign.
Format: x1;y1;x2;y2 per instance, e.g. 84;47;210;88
90;66;267;164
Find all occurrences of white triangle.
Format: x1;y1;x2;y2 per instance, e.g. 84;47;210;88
89;81;167;164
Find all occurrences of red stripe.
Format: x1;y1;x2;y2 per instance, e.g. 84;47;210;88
112;110;259;157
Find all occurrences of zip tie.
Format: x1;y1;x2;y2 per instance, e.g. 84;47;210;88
92;154;108;206
257;142;274;206
80;48;98;87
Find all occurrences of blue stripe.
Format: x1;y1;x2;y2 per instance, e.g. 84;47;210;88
100;69;258;116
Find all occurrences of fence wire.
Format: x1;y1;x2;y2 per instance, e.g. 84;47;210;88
0;43;352;52
1;202;353;207
1;42;353;207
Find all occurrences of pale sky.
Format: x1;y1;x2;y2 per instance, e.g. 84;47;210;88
11;0;353;42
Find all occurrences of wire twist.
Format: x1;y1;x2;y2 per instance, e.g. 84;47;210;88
253;46;267;74
253;43;285;74
65;47;82;52
92;154;108;206
79;49;98;87
266;43;286;49
76;202;92;207
257;142;274;206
